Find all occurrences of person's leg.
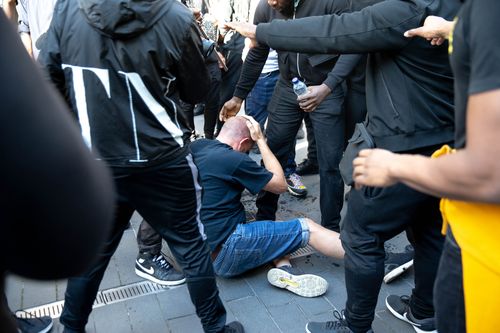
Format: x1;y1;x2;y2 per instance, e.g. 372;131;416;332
303;113;318;163
306;219;344;259
245;70;279;130
434;230;466;333
309;88;345;232
130;155;226;333
344;88;367;147
212;218;308;278
405;189;444;320
341;182;440;333
135;219;185;286
137;219;162;255
203;61;222;139
256;80;303;220
60;199;134;331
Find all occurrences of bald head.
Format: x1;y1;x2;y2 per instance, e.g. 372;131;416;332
217;116;254;152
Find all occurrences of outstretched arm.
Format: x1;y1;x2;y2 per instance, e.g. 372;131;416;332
353;89;500;203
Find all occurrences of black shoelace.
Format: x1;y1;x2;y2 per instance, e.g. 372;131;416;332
324;310;349;329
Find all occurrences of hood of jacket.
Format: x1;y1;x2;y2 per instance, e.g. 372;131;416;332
78;0;174;38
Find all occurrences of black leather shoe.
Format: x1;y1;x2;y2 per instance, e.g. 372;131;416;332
296;159;319;176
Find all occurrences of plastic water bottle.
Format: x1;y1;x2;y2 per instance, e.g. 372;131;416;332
292;77;308;96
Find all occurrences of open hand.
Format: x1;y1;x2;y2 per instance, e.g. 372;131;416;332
224;21;259;48
297;84;331;112
404;16;453;46
219;97;243;121
241;115;264;141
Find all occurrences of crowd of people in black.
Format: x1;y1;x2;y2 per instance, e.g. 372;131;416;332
1;0;499;333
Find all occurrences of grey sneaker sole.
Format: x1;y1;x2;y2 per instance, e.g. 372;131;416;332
135;268;186;286
384;259;413;284
385;296;437;333
267;268;328;297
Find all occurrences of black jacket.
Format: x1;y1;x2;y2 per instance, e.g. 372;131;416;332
39;0;209;168
233;0;355;100
256;0;461;152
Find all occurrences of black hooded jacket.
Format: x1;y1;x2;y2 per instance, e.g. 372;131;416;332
39;0;210;168
255;0;461;152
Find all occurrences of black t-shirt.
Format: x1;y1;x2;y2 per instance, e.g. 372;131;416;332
190;139;273;251
451;0;500;148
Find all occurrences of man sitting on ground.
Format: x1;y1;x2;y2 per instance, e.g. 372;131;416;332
190;115;345;297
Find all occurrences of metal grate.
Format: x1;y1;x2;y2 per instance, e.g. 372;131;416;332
15;280;172;319
289;244;316;259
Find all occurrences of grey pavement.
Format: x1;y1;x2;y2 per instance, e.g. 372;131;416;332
6;114;416;333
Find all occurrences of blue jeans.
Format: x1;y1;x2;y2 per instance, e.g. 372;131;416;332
213;218;309;278
245;70;279;130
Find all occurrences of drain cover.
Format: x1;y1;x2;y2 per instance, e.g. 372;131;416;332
15;280;173;319
290;244;316;259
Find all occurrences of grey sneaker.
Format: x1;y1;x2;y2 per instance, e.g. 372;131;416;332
384;244;414;283
267;265;327;297
224;321;244;333
305;310;374;333
385;295;437;333
135;252;186;286
286;173;308;197
14;312;53;333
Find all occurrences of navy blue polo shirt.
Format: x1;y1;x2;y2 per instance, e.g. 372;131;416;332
190;139;273;251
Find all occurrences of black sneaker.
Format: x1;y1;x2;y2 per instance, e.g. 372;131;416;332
286;173;308;197
224;321;244;333
135;252;186;286
267;265;328;297
296;159;319;176
385;295;437;333
306;310;373;333
384;244;414;283
14;312;53;333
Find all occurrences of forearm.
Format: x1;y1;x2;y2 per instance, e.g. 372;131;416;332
257;138;284;179
391;152;500;203
19;32;33;57
256;1;423;54
323;54;363;90
233;46;268;99
2;0;17;22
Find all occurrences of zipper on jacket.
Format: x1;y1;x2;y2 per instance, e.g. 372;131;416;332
293;3;302;81
380;71;399;117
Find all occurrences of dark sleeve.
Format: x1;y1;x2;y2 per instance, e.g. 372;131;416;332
232;154;273;195
175;20;211;104
255;0;426;54
0;12;114;280
323;54;364;90
232;0;270;100
468;0;500;95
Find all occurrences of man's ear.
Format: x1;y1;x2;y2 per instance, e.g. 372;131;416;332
238;138;252;152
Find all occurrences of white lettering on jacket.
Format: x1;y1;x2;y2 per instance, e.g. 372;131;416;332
62;65;183;162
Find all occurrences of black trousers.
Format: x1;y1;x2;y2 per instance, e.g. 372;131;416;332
341;146;445;333
256;79;345;231
60;154;226;333
434;230;466;333
137;219;162;255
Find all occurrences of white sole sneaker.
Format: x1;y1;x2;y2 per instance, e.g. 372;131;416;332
267;268;328;297
383;259;414;284
135;268;186;286
385;296;437;333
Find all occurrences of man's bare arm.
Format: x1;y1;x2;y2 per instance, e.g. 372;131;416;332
243;115;287;194
353;89;500;204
